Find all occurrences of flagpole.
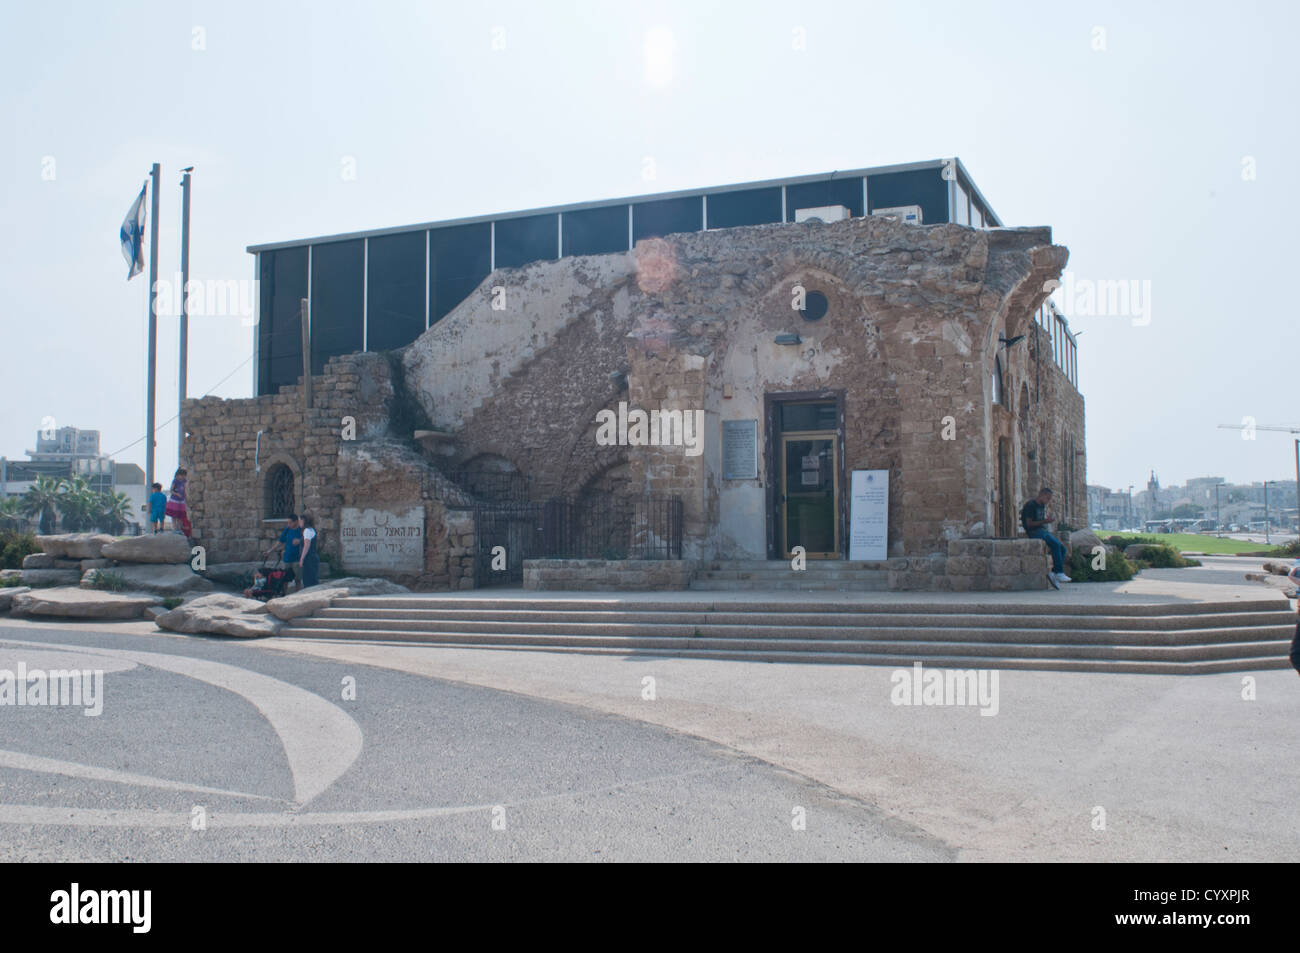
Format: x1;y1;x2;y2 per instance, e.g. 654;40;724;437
146;162;160;493
178;168;192;465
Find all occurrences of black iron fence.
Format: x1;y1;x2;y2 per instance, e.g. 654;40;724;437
470;493;684;585
541;495;683;561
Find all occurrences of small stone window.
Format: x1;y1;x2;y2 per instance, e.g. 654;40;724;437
265;464;295;519
992;356;1004;406
801;290;829;321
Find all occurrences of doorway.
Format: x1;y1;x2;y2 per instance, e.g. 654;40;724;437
765;394;844;559
780;432;839;557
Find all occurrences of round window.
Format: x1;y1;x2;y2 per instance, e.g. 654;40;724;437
802;291;829;321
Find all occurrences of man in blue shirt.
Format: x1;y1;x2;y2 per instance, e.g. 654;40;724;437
273;514;304;591
1021;487;1070;583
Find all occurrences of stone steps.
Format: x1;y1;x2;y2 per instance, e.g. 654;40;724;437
690;559;891;591
307;606;1295;634
279;595;1297;673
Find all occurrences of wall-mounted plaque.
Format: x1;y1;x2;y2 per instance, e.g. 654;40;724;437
722;419;759;480
340;505;425;572
849;470;889;561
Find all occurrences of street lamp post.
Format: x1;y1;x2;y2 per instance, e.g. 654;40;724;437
1214;482;1226;536
1263;480;1277;544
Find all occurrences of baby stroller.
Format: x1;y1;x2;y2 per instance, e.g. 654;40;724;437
246;553;293;602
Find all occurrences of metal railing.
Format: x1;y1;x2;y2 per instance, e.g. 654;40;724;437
540;495;683;560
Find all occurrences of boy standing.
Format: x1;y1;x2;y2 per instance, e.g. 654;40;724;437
145;483;167;534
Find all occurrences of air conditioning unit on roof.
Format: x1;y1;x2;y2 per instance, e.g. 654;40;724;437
794;205;851;224
871;204;923;225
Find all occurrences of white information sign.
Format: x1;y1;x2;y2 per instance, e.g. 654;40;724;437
848;469;889;561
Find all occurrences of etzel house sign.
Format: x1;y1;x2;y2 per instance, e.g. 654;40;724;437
340;505;426;572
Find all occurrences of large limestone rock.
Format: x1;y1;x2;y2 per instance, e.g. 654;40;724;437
323;576;411;596
10;587;161;619
35;533;116;559
266;587;350;621
154;593;282;638
82;564;214;596
20;569;82;587
264;577;409;621
1067;529;1104;555
0;586;32;612
101;533;192;564
21;553;55;569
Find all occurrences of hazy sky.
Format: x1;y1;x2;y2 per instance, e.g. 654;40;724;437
2;0;1296;490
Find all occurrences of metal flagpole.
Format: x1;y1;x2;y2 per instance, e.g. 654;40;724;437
178;168;192;464
146;162;160;492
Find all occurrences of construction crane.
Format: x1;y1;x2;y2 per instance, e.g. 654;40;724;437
1216;423;1300;541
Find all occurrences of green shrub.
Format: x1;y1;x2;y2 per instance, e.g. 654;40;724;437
1104;534;1161;548
1066;546;1136;582
0;530;39;570
1139;544;1200;569
1;577;22;588
161;596;183;610
88;570;129;592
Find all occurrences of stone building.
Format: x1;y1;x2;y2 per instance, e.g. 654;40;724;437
183;161;1085;591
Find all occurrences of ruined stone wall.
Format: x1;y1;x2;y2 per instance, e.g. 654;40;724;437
394;214;1074;560
186;212;1082;590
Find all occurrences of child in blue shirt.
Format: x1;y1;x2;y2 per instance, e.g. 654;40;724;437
145;483;167;534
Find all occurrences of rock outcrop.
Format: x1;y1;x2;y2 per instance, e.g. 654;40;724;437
82;564;214;596
153;593;283;638
10;588;161;619
101;534;193;564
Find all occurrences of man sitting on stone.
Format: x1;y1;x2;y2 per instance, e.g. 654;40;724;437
271;514;304;591
1021;487;1070;584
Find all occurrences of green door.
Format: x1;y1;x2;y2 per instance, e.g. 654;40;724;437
780;432;838;558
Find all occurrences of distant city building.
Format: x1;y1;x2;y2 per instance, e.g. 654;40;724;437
0;426;147;528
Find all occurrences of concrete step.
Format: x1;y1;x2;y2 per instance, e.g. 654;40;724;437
329;596;1290;617
276;626;1293;674
310;606;1298;632
290;617;1295;651
290;594;1294;674
689;579;891;591
301;614;1295;645
699;560;892;571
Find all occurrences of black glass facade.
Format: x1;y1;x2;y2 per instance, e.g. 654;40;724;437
632;196;703;242
430;222;490;324
495;213;558;269
366;231;425;352
866;169;949;228
785;177;864;220
257;245;308;393
562;204;628;257
707;186;782;229
309;240;364;375
253;161;1003;395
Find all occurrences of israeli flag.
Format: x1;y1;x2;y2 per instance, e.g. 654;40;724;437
120;182;147;279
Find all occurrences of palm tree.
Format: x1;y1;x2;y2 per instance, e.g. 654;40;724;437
0;496;26;530
22;476;63;535
56;476;95;532
93;492;132;535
